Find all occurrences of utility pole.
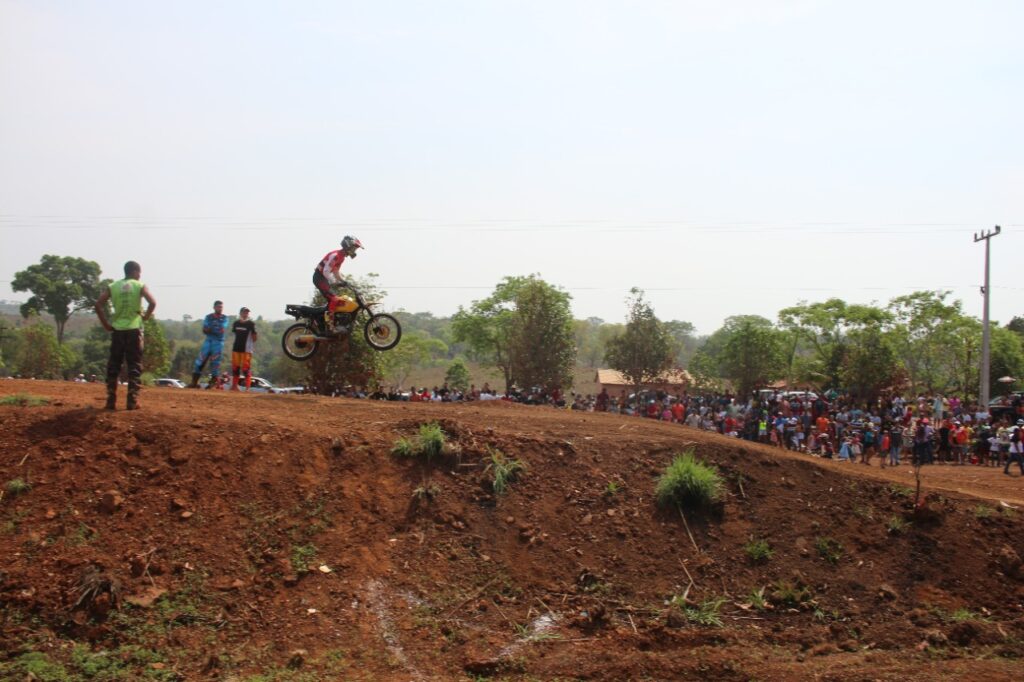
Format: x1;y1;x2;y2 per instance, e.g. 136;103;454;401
974;225;1001;414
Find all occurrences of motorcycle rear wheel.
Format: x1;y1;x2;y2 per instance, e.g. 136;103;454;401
364;313;402;351
282;323;320;361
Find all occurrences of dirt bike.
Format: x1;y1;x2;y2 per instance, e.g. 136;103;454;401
281;285;402;361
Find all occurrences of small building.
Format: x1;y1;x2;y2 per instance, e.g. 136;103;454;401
595;368;692;397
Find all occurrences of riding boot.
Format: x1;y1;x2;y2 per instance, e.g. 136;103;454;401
105;382;117;411
189;373;201;388
126;375;141;410
230;375;240;391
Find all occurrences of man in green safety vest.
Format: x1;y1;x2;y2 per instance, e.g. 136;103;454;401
94;260;157;410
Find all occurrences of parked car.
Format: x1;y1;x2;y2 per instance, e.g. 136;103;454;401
155;378;186;388
243;377;305;394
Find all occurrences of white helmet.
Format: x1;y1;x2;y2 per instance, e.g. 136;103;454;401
341;235;363;258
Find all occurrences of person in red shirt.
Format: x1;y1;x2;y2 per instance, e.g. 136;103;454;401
313;236;363;324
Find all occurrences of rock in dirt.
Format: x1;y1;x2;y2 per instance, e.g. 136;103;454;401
170;498;188;511
98;491;124;514
464;658;502;675
877;583;899;600
125;586;168;608
168;451;190;466
997;545;1023;580
287;649;307;669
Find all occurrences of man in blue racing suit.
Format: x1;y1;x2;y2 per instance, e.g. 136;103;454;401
189;300;228;388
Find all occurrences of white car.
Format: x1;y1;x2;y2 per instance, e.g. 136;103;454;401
155;378;186;388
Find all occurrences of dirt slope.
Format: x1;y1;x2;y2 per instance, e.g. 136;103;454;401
2;379;1024;681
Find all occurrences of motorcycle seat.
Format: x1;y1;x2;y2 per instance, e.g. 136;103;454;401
286;304;328;317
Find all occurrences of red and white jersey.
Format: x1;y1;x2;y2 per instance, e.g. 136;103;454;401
316;249;346;277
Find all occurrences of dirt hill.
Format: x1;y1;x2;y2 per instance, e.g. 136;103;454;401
2;380;1024;681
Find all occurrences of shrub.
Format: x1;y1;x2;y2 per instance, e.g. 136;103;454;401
974;505;994;519
744;539;773;563
814;536;844;564
654;450;723;510
485;447;525;495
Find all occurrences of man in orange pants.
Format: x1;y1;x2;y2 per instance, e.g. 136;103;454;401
230;307;258;391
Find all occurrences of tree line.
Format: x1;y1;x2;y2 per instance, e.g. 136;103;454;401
2;255;1021;402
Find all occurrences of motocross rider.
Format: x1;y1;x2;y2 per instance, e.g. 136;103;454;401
313;235;363;332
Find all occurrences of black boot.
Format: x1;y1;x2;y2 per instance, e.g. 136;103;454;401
126;385;140;410
189;373;201;388
105;383;117;410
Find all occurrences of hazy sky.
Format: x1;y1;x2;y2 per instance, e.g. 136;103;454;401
1;0;1021;333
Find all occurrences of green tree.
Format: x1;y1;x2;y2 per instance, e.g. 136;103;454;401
305;276;386;394
694;315;784;397
887;291;964;395
451;275;543;393
664;319;700;367
169;340;200;379
379;330;448;388
507;278;576;392
79;325;111;378
1007;316;1024;337
604;288;674;397
990;325;1024;395
0;322;23;377
15;321;62;378
142;318;172;376
841;327;901;404
11;255;107;344
444;358;471;392
778;299;891;388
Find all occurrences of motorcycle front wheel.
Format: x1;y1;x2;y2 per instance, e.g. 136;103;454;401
282;323;320;361
364;313;402;351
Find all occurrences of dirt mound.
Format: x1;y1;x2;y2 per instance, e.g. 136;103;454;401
2;380;1024;680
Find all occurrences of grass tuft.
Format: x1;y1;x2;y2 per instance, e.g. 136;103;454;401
744;538;773;563
670;595;727;627
654;449;723;510
814;536;844;564
391;422;448;461
748;586;768;611
5;478;31;497
887;516;909;535
0;393;50;407
485;447;525;495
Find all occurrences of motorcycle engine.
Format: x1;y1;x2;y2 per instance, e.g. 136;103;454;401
333;312;354;333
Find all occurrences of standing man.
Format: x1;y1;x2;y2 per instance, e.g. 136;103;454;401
93;260;156;410
190;300;227;388
230;307;258;391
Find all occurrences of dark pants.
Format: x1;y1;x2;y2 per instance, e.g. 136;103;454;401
1006;451;1024;475
107;329;143;402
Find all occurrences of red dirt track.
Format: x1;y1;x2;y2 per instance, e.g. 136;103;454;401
2;379;1024;680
